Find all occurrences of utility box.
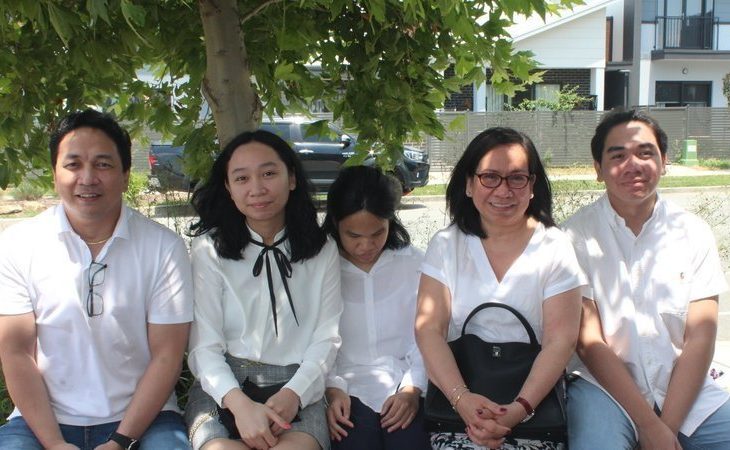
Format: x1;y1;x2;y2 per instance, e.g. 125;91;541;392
678;139;699;166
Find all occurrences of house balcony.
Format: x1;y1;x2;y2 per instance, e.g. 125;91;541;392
651;16;730;60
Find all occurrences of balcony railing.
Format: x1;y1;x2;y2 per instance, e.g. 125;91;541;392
655;15;718;50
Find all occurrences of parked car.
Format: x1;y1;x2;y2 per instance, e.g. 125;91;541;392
148;119;429;194
148;144;197;192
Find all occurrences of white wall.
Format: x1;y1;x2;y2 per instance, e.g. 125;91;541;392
646;60;729;107
606;1;624;61
514;10;606;68
641;23;656;56
592;67;606;110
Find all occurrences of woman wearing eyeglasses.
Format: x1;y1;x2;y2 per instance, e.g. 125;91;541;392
184;129;342;450
415;127;585;450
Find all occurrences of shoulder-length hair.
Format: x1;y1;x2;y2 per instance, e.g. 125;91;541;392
323;165;410;250
446;127;555;238
189;129;326;262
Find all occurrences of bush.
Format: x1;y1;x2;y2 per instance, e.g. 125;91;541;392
701;159;730;170
123;171;150;208
10;180;48;201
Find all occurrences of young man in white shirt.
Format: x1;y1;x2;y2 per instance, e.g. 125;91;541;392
564;110;730;449
0;109;194;450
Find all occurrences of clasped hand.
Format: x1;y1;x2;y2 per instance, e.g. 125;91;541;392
231;387;299;450
455;392;514;449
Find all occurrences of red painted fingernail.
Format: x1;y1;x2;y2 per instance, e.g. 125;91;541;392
476;408;483;414
500;407;507;412
283;423;292;430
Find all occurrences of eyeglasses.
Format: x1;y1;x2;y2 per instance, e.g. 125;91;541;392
87;261;107;317
476;172;534;189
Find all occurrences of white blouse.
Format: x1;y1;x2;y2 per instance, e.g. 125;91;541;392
421;223;585;343
188;227;343;407
326;246;428;413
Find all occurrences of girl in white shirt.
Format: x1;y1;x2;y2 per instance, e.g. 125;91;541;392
322;166;431;450
184;130;342;450
415;127;584;450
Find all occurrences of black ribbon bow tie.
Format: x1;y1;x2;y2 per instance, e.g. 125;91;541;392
250;235;298;336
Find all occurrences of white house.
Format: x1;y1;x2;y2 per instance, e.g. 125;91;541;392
455;0;730;111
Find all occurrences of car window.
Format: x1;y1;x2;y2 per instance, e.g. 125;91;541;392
300;124;341;143
260;123;291;141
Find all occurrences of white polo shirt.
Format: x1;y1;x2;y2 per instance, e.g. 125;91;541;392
564;194;729;436
421;223;585;344
0;205;194;426
326;246;428;413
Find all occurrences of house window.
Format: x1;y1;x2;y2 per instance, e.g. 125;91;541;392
535;84;561;103
655;81;711;106
484;84;505;111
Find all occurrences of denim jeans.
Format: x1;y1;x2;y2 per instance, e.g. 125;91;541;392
0;410;190;450
567;376;730;450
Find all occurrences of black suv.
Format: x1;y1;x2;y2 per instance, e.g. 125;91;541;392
149;119;429;194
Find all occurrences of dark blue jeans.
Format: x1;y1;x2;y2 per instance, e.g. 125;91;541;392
331;396;431;450
0;410;190;450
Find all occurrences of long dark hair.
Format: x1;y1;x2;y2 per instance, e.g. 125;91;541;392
189;129;326;261
323;165;410;250
446;127;554;238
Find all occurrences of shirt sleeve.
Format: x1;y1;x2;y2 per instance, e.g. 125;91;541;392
686;219;729;301
187;236;241;406
562;219;595;301
420;229;451;288
400;342;429;394
543;230;587;301
325;358;348;393
147;233;194;324
284;240;344;407
0;226;34;315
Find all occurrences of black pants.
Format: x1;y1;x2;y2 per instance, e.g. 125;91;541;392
331;396;431;450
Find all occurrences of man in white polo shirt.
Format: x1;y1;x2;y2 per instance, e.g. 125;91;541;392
563;109;730;449
0;109;194;450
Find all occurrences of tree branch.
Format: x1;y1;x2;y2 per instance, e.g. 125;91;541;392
241;0;287;24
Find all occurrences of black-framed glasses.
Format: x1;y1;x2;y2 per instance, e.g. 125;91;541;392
87;261;107;317
476;172;534;189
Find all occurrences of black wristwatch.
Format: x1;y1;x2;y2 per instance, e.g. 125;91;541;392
108;431;140;450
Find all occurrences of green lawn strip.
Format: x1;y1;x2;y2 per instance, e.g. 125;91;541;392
412;175;730;196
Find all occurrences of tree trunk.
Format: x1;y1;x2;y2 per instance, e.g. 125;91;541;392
199;0;262;148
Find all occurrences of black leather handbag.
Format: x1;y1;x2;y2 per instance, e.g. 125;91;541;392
424;302;567;441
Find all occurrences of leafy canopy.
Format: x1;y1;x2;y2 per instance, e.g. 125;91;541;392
0;0;579;188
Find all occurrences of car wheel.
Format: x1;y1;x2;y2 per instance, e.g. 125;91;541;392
387;170;411;195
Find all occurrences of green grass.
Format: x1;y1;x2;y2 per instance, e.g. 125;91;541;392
412;174;730;196
700;159;730;170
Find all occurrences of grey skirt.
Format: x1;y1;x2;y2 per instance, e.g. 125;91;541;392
185;354;329;450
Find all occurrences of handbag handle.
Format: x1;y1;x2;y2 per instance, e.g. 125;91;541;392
460;302;539;346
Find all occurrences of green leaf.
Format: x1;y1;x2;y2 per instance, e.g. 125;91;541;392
120;0;146;27
367;0;387;23
86;0;111;25
274;63;300;81
46;4;74;46
447;114;467;132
